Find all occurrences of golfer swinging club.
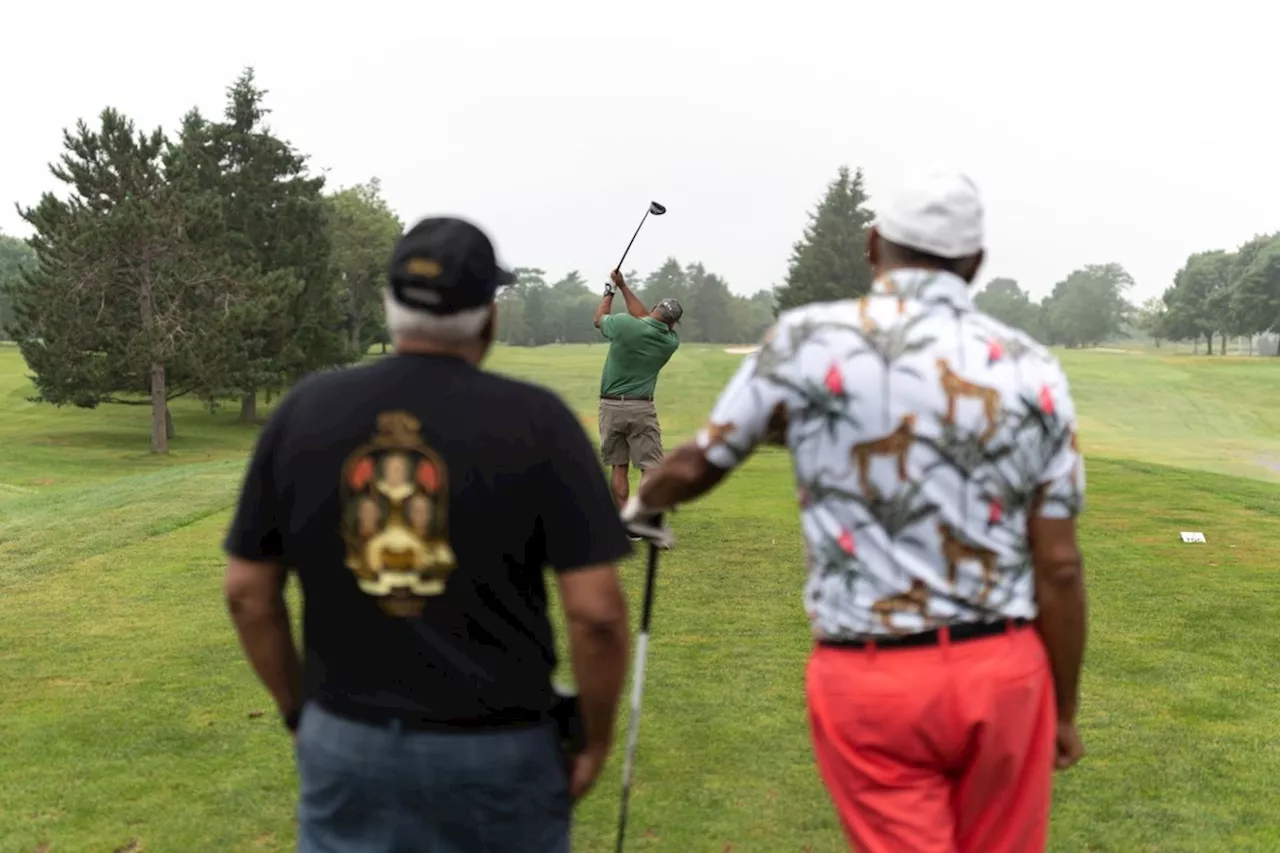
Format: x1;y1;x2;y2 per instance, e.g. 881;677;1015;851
592;268;682;528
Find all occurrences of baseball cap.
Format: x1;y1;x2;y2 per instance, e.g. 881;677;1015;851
387;217;516;314
656;298;683;324
872;171;984;259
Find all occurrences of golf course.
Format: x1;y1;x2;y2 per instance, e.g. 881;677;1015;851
2;340;1278;853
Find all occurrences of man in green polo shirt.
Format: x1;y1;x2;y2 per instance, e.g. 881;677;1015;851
592;269;681;518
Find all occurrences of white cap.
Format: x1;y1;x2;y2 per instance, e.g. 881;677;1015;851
872;171;984;259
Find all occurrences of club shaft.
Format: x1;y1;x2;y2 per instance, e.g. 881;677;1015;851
614;535;661;852
616;209;651;270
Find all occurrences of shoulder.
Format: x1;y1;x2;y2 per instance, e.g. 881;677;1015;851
604;312;641;329
973;312;1067;380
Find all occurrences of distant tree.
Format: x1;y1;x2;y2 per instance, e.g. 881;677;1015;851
0;231;38;340
773;165;875;314
10;108;235;452
1227;233;1280;351
678;263;731;341
326;178;403;355
638;258;688;309
547;271;594;343
1133;296;1168;346
1041;263;1134;347
1164;250;1233;354
973;277;1044;341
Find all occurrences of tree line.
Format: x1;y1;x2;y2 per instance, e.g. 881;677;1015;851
5;68;1277;453
1137;234;1280;354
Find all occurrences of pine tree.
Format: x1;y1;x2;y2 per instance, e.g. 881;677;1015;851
639;258;687;309
203;68;352;421
0;231;38;340
773;165;875;314
11;109;237;452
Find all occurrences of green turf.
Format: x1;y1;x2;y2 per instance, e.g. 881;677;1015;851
1;342;1278;852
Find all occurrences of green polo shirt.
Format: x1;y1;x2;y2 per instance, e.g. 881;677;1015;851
599;313;680;398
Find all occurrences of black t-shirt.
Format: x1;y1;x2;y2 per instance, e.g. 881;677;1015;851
223;353;633;729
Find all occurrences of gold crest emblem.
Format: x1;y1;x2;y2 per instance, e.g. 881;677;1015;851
339;411;457;617
405;257;442;278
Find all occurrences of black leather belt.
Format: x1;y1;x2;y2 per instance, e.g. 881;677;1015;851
600;394;653;402
315;697;547;733
818;618;1030;650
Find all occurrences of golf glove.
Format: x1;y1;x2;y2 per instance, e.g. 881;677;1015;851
603;281;616;297
620;496;675;549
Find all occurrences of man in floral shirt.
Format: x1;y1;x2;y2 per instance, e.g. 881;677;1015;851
622;172;1088;853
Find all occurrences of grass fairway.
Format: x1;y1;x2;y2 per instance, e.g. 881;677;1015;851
2;341;1279;852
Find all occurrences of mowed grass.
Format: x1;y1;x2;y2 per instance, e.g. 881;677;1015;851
1;340;1279;852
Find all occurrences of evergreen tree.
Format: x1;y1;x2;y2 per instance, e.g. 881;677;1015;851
639;258;687;309
10;109;235;452
773;165;875;314
0;231;38;340
203;68;351;420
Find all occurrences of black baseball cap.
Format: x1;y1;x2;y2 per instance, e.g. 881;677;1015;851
387;217;516;314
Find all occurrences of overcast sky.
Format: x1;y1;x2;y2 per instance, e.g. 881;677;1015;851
3;1;1276;302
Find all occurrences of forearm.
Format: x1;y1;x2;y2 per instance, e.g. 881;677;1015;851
593;293;614;328
1035;571;1087;720
637;441;726;510
567;617;629;753
619;284;648;318
228;598;302;714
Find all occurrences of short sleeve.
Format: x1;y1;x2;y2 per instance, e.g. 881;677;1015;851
696;324;798;471
223;397;293;561
600;313;624;340
1033;360;1085;519
538;395;633;572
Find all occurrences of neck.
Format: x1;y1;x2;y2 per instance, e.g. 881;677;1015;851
393;338;485;365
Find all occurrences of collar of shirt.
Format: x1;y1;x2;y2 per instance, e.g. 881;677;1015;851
873;268;973;310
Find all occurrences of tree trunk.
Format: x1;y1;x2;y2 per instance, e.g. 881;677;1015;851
1220;332;1227;355
150;362;168;454
239;391;258;422
351;316;363;357
380;342;387;354
1206;333;1213;355
1249;336;1254;355
165;404;175;440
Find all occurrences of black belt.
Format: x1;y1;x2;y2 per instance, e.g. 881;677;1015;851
600;394;653;402
314;697;548;733
818;618;1030;651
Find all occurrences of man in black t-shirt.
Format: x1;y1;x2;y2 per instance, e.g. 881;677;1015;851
223;216;633;853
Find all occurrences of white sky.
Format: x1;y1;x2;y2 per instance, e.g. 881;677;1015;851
3;1;1276;302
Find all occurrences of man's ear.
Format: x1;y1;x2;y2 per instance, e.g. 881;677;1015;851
481;302;497;346
959;249;985;284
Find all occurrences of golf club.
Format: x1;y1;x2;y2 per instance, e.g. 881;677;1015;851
614;515;664;853
616;201;667;271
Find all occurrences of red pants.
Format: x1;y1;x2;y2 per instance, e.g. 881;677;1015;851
806;624;1056;853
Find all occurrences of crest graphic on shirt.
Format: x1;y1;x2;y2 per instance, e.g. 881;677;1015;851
338;411;457;617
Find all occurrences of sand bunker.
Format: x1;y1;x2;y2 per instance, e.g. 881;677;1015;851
723;346;760;355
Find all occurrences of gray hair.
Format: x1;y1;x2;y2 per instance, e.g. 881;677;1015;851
384;293;491;345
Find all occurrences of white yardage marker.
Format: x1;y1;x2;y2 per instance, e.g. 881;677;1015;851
1180;531;1206;544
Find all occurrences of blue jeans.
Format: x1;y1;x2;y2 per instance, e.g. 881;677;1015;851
295;701;571;853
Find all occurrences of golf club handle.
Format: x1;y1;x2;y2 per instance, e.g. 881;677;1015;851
638;516;662;632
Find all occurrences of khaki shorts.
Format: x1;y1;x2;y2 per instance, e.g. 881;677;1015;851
598;399;664;469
